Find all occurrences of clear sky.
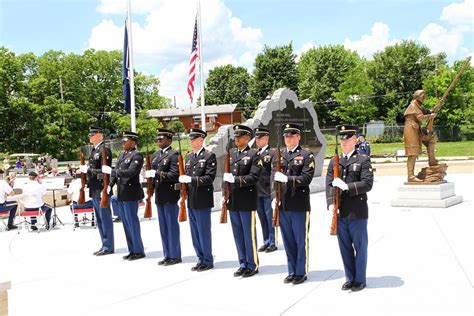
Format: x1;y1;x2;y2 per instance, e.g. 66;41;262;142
1;0;473;107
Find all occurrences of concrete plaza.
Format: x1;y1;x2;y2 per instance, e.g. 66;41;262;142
1;172;473;316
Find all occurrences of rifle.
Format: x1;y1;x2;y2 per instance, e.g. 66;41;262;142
424;56;471;136
330;128;340;236
78;149;86;205
177;135;187;222
100;143;110;209
220;129;231;224
272;131;282;227
144;146;153;219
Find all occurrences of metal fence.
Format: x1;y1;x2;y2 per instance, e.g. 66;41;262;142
320;123;474;143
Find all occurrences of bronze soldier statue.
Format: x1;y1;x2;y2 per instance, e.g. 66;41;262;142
403;90;438;182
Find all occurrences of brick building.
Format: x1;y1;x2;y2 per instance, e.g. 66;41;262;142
147;104;243;132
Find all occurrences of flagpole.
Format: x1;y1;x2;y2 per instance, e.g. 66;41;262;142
127;0;136;132
197;0;206;131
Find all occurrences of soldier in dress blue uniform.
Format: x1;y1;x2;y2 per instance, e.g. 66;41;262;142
326;125;374;292
178;128;217;272
356;134;371;156
110;131;146;261
78;126;114;256
223;124;262;278
145;128;182;266
253;127;277;253
274;123;315;285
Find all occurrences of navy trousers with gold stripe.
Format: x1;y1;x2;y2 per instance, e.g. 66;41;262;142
280;211;310;277
229;210;259;271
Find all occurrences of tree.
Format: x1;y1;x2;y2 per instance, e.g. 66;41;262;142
367;40;446;123
205;64;252;117
298;45;361;125
332;64;377;126
0;47;169;159
166;120;185;134
251;43;298;107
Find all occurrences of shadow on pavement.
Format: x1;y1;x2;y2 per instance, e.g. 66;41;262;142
367;275;404;288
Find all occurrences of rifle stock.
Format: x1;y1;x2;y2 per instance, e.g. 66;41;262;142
144;153;153;219
220;130;231;224
78;150;86;205
425;56;471;135
330;130;340;236
177;136;187;222
100;145;109;209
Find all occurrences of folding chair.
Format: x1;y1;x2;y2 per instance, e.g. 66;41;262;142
71;201;95;231
17;196;46;233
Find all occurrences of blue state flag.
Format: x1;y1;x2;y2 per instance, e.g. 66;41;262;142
122;22;131;114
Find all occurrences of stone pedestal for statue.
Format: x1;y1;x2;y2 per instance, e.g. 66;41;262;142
390;182;463;208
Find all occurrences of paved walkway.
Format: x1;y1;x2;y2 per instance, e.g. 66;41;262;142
1;173;473;316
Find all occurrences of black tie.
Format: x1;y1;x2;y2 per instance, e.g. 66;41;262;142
289;150;292;155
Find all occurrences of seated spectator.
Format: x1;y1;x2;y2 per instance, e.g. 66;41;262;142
21;171;52;230
67;173;94;227
0;169;18;230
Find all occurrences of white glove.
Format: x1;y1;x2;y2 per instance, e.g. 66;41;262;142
79;165;88;174
271;198;280;210
220;198;227;208
101;165;112;175
327;204;335;212
107;186;112;194
332;177;348;191
145;170;156;178
274;171;288;183
223;173;235;183
179;175;192;183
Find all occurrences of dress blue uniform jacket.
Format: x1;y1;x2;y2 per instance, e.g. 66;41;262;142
87;142;112;198
110;149;144;201
184;148;217;209
151;147;180;205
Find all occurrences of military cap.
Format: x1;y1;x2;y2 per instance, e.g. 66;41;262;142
337;125;358;140
254;127;270;138
155;128;174;140
29;171;38;177
88;126;104;136
122;131;139;142
233;124;253;137
282;123;302;136
189;128;207;140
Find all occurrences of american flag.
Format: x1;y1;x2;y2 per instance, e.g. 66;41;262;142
187;17;199;103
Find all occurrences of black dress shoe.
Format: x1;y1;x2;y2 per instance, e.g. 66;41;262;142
96;250;114;256
191;263;202;271
351;282;366;292
197;264;213;272
158;258;170;265
265;245;277;253
284;275;295;284
242;268;258;278
113;217;122;223
341;281;353;291
31;226;38;231
128;253;146;261
93;249;103;256
123;253;132;260
7;224;18;231
233;267;245;277
163;258;182;266
258;244;269;252
292;275;307;285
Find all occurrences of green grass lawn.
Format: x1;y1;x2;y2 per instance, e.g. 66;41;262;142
324;141;474;158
